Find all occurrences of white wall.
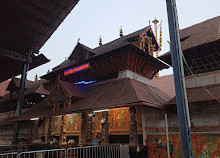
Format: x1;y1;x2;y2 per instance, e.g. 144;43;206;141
185;70;220;88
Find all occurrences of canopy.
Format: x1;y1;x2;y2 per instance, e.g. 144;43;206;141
0;0;80;82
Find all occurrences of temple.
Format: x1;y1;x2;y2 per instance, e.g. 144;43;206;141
0;16;220;157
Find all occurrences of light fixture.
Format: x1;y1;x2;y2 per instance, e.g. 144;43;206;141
93;109;109;113
30;118;39;121
74;80;97;85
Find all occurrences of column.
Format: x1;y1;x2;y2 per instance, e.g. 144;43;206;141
129;106;138;146
31;120;39;141
60;115;67;145
45;117;52;142
101;111;109;145
79;113;92;146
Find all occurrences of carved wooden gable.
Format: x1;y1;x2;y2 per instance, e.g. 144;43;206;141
47;82;71;111
48;84;67;102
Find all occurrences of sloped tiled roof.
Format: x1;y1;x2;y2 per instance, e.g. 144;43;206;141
159;16;220;60
93;27;151;56
45;26;161;75
164;83;220;105
151;75;176;98
12;78;172;121
0;79;49;103
58;79;85;97
6;77;34;90
179;16;220;51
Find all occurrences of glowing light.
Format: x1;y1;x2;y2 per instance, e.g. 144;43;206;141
30;118;39;121
74;80;96;85
93;109;109;113
64;63;90;76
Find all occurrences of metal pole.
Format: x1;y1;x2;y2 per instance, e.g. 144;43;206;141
12;52;31;146
166;0;193;157
165;113;170;158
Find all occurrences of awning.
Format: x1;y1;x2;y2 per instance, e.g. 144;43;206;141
0;0;80;82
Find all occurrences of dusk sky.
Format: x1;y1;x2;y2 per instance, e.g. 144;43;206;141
27;0;220;80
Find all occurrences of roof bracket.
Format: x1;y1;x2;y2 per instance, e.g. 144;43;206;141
0;48;32;63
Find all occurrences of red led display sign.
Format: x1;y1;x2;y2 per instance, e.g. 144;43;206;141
64;63;90;76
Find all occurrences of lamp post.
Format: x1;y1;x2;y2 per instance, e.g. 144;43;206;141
166;0;193;157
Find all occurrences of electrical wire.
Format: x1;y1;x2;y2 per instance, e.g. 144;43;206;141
182;55;220;103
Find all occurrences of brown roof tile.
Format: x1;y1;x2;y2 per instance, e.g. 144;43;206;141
159;16;220;62
44;26;162;76
13;78;172;121
0;79;49;103
164;83;220;105
58;79;85;97
151;75;176;98
179;16;220;50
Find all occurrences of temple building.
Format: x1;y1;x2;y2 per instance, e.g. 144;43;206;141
0;16;219;157
5;25;170;146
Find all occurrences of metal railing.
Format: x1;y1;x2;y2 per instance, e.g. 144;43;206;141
0;145;122;158
19;148;66;158
0;152;18;158
67;145;120;158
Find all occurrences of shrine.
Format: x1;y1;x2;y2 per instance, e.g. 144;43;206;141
9;25;170;146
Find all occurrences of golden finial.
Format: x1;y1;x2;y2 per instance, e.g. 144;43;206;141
152;17;159;25
120;26;123;37
99;36;102;46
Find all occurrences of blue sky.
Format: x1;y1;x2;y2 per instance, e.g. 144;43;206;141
27;0;220;80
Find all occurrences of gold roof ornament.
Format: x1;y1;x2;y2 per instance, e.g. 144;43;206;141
120;26;123;37
99;36;103;46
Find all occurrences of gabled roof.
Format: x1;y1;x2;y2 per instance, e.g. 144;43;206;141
12;78;172;121
68;42;96;61
93;26;157;56
52;43;96;72
45;25;161;76
6;77;34;91
0;79;49;103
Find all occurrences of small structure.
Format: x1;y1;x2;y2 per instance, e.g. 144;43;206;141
0;78;50;145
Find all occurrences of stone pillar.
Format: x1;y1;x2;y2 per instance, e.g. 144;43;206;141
101;111;109;145
129;106;138;146
79;113;92;146
60;115;67;145
45;117;52;142
87;114;93;144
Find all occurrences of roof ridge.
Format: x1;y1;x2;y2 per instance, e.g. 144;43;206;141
180;16;220;33
93;26;150;50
